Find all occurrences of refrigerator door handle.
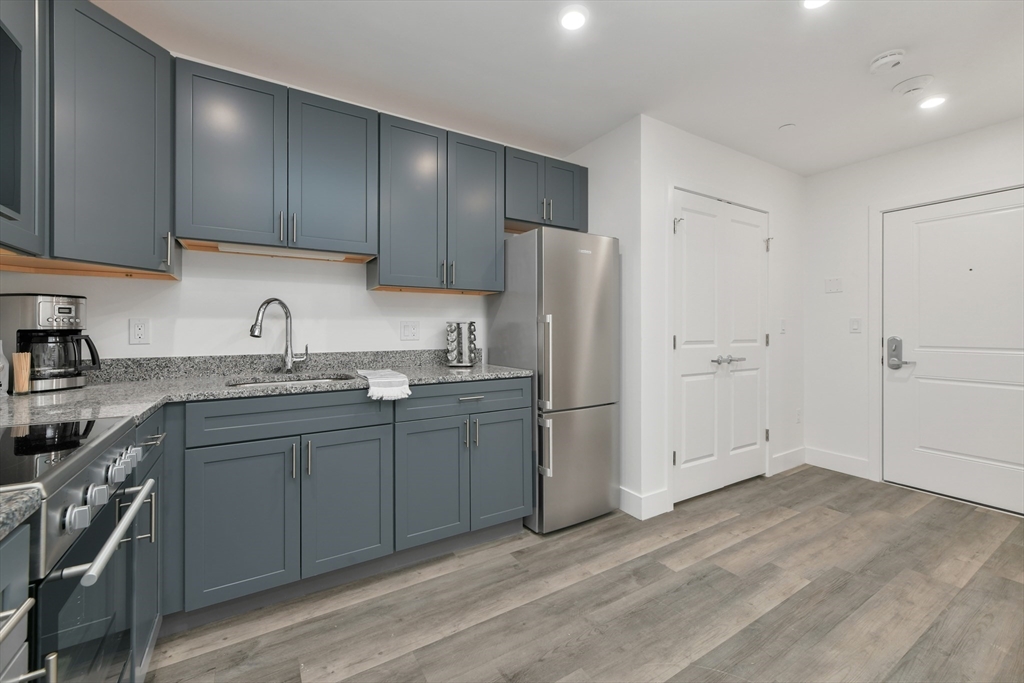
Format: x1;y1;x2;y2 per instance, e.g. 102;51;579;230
541;314;554;410
538;417;554;477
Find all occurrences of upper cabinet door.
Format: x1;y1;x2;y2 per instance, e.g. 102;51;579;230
0;0;42;255
288;90;378;255
176;60;287;247
447;133;504;292
505;147;545;224
544;158;587;232
375;115;446;288
51;0;172;270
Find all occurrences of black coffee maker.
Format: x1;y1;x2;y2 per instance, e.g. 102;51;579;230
0;294;101;392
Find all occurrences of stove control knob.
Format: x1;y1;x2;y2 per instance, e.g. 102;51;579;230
127;446;143;465
123;447;138;469
86;484;110;507
64;505;91;532
107;462;127;485
118;456;133;475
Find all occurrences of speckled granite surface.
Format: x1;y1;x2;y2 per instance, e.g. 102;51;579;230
0;489;42;541
0;355;532;427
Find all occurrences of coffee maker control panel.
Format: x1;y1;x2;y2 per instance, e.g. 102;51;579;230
36;297;88;330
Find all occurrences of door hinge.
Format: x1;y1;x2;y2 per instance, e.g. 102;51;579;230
765;333;770;347
765;237;773;252
765;428;770;442
672;450;677;466
673;217;684;234
673;335;677;350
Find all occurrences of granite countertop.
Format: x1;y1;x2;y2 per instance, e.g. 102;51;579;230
0;357;532;427
0;489;42;541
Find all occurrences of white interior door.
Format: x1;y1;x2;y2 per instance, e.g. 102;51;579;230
671;189;768;502
883;188;1024;514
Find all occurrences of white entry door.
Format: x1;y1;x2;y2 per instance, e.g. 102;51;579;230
883;188;1024;514
671;189;768;502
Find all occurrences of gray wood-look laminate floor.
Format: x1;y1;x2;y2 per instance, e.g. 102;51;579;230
147;465;1024;683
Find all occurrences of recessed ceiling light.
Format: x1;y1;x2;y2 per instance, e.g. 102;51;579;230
919;95;947;109
560;4;589;30
803;0;831;8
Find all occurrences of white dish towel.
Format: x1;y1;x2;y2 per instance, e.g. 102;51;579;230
357;369;412;401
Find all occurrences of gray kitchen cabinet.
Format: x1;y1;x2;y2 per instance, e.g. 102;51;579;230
132;451;163;683
544;158;587;232
0;525;29;677
288;90;378;254
300;425;393;578
0;0;42;256
369;114;447;289
447;133;505;292
394;415;470;550
176;60;288;247
469;408;532;530
51;0;173;271
184;436;301;611
160;404;185;616
504;148;545;225
505;147;588;232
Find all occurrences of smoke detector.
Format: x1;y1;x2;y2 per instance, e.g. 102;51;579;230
869;50;906;74
892;75;934;97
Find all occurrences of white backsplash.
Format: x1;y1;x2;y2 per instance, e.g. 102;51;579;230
0;250;489;360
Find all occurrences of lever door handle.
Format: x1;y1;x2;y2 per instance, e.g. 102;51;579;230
711;356;727;365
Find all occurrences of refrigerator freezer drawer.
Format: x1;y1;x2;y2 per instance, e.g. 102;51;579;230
536;403;619;533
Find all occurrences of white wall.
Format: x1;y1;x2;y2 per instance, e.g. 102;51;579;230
569;114;806;520
566;116;642;501
803;116;1024;479
0;250;488;359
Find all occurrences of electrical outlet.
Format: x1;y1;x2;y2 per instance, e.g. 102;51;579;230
129;318;150;345
796;408;802;424
400;321;420;341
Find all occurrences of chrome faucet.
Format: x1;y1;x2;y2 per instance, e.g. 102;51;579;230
249;298;307;373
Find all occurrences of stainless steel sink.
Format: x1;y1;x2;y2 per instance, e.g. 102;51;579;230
226;373;356;388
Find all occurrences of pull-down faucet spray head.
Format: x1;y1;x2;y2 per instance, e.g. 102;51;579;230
249;322;262;338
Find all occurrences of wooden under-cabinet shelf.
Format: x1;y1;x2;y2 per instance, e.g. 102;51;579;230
177;239;375;264
369;285;495;296
0;248;179;280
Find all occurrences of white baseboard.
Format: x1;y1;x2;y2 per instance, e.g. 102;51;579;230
805;447;872;479
619;486;673;521
768;447;805;476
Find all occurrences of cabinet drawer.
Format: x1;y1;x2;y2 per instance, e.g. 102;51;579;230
0;526;29;675
186;391;392;447
394;378;531;422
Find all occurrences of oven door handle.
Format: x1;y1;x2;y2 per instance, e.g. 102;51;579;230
61;478;155;586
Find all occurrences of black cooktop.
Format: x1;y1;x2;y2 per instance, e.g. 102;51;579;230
0;417;127;487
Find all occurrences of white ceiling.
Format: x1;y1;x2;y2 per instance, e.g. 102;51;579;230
95;0;1024;176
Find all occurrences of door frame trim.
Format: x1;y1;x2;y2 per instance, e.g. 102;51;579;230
869;182;1024;484
667;186;771;502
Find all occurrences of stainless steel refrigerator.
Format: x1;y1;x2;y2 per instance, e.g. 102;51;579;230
488;227;620;533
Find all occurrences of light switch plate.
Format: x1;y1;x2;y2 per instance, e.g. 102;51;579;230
400;321;420;341
129;318;150;345
825;278;843;293
849;318;863;334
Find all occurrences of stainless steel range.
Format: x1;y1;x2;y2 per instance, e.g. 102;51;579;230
1;416;156;683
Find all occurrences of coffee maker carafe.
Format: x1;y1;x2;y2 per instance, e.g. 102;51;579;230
0;294;101;392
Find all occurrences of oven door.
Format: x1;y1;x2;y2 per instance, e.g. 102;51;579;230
33;486;143;683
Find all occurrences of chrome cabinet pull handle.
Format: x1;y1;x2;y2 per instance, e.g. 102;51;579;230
62;479;155;586
163;231;173;267
541;198;546;220
291;213;297;243
458;395;485;402
292;443;297;479
140;432;165;447
464;419;470;448
474;418;479;446
307;441;312;476
279;211;285;241
548;198;553;222
0;597;34;644
442;259;447;286
451;261;455;285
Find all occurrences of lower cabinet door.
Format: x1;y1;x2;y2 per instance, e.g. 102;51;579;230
133;454;162;681
184;437;300;610
470;408;532;530
300;426;394;578
395;416;470;550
